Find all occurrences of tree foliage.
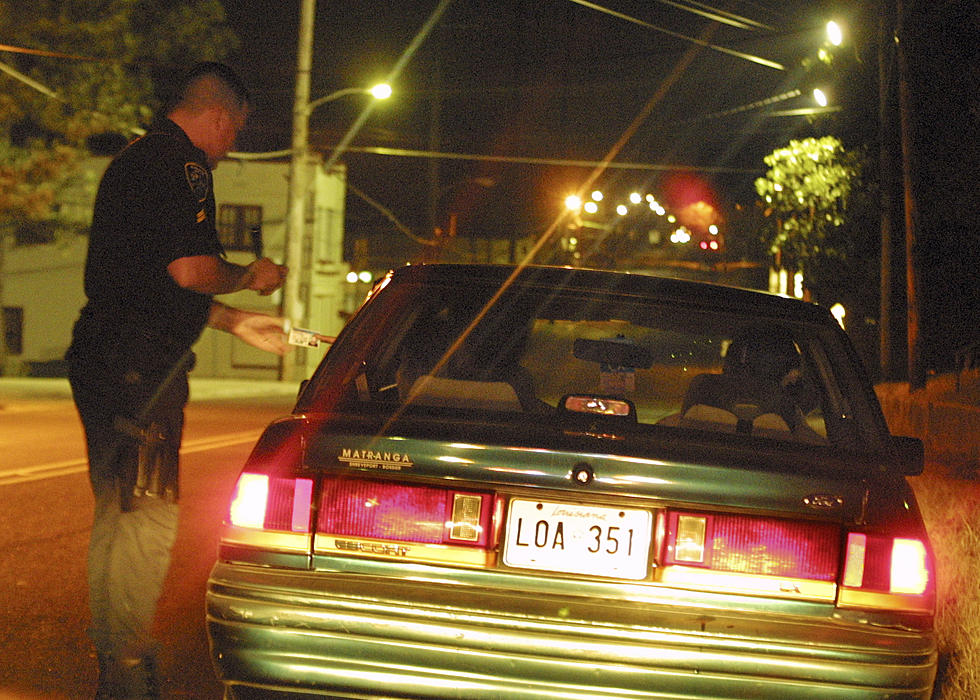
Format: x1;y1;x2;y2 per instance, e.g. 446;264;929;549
1;0;240;369
0;0;239;224
754;136;864;279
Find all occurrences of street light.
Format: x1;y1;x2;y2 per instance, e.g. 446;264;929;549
826;20;844;47
280;0;392;383
280;81;389;381
305;83;391;114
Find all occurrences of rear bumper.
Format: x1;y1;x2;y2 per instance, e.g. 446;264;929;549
206;560;937;700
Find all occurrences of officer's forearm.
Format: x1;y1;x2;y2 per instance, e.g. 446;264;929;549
207;300;247;332
168;255;253;294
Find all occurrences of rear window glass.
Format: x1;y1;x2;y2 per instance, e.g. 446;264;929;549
303;277;880;449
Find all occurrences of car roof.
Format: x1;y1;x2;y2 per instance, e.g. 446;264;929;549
386;264;836;325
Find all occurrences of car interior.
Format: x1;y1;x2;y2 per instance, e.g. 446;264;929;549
347;286;834;446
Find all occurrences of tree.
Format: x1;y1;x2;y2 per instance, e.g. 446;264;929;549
754;136;864;297
1;0;239;372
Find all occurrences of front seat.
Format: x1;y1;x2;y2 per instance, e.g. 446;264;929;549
681;326;803;436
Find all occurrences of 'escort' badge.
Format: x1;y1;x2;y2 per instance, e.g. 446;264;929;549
338;448;414;471
184;162;210;202
334;539;410;557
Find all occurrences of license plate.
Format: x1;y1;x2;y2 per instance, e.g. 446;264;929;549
502;499;652;580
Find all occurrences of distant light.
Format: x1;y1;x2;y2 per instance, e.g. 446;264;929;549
346;271;359;283
667;215;676;224
616;204;628;216
369;83;392;99
358;270;373;284
708;225;719;235
629;192;642;204
826;21;843;47
670;228;691;244
584;201;599;214
830;303;846;328
591;190;604;201
813;88;829;107
565;194;582;211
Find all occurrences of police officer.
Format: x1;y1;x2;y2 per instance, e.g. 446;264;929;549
66;62;287;698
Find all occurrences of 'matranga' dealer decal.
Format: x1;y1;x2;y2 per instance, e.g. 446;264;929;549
338;448;414;470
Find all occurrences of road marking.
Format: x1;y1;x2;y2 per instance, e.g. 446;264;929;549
0;431;262;487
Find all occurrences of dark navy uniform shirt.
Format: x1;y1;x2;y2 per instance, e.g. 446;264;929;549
68;119;224;379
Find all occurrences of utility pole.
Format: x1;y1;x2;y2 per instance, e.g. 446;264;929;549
896;0;926;391
280;0;316;382
878;0;905;382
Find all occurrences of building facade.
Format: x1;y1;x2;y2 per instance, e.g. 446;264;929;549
1;155;348;381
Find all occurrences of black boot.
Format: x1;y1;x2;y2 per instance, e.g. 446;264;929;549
96;654;161;699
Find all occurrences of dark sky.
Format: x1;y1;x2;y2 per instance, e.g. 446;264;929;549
218;1;976;300
220;0;847;231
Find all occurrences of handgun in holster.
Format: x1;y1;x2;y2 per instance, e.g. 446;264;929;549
113;415;179;507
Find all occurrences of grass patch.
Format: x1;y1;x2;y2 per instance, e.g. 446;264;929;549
910;464;980;699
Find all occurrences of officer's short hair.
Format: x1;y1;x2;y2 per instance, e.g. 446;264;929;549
168;62;250;114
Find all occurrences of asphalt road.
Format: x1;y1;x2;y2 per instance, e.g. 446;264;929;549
0;392;295;699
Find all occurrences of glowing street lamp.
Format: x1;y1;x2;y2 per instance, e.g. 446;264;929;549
305;83;391;114
826;20;843;47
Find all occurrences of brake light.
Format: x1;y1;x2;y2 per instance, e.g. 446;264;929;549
892;539;930;594
318;477;491;547
228;472;313;533
841;532;932;596
663;510;840;580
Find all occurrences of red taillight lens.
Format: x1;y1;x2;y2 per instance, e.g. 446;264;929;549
842;532;931;596
318;477;491;547
228;472;313;533
663;510;840;580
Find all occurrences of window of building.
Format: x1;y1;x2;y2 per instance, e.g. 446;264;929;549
3;307;23;355
14;221;57;246
217;204;262;252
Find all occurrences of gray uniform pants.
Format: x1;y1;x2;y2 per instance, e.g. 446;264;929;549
69;365;186;661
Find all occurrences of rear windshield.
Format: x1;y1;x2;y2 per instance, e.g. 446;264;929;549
302;277;885;450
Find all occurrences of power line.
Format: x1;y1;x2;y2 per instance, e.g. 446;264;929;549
335;145;758;174
565;0;785;70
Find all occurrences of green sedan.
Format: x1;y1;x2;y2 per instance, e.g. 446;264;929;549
207;264;935;699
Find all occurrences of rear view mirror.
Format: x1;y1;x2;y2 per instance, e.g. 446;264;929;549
573;337;652;369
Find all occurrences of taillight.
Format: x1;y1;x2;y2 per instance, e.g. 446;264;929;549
662;510;840;580
318;477;491;546
838;532;934;612
314;477;493;568
228;472;314;533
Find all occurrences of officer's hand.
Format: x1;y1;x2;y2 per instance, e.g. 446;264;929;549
230;312;290;355
246;258;288;295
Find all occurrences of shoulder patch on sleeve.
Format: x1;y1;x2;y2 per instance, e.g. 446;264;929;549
184;162;210;203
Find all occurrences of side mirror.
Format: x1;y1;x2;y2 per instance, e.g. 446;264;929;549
891;435;924;476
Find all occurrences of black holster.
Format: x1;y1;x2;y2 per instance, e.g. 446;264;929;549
113;416;179;509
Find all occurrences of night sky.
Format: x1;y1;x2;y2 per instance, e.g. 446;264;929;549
218;0;978;368
220;0;845;227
